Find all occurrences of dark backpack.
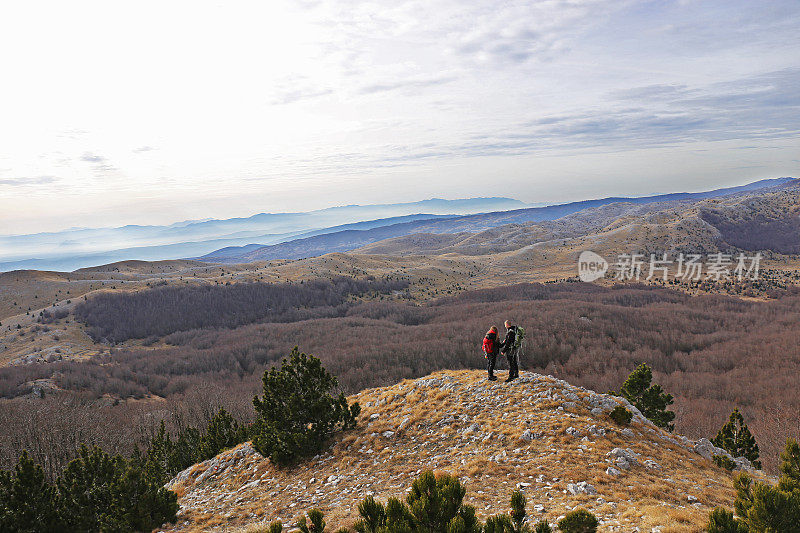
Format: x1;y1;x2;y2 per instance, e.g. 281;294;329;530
512;326;525;350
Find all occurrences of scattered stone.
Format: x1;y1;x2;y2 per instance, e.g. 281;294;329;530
567;482;597;495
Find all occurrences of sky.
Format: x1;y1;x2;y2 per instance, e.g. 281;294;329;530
1;0;799;234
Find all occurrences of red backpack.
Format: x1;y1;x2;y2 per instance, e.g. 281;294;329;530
482;335;495;356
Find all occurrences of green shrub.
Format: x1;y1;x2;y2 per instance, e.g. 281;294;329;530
713;455;737;472
484;514;514;533
57;445;126;531
0;451;60;533
557;508;598;533
708;439;800;532
269;520;284;533
354;495;416;533
617;363;675;430
509;490;527;532
252;347;360;466
780;438;800;492
142;407;250;485
107;457;179;532
533;521;552;533
298;509;326;533
1;447;177;533
354;472;480;533
198;407;249;461
705;508;746;533
712;409;761;469
609;405;633;426
406;471;479;533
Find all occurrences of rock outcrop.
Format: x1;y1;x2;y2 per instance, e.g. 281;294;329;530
165;370;769;532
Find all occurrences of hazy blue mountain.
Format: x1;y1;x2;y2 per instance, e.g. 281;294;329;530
0;198;521;272
206;178;796;263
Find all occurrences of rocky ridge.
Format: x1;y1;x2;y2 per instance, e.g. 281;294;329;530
165;370;769;532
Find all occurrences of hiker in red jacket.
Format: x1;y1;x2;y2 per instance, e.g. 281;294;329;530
482;326;500;381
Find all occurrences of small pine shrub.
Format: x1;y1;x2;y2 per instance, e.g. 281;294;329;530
609;405;633;426
712;409;761;469
298;509;326;533
252;347;360;466
533;520;552;533
0;451;60;532
406;471;480;533
198;407;248;461
708;439;800;532
557;508;598;533
484;514;514;533
57;444;126;531
617;363;675;430
269;520;283;533
705;508;746;533
509;490;527;532
713;455;737;472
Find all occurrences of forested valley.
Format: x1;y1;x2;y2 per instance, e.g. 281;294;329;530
2;280;799;477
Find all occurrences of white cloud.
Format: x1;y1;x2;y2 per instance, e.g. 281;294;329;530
0;0;798;233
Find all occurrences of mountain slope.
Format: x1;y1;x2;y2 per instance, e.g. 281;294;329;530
207;178;796;263
1;198;522;272
356;179;800;258
166;370;766;532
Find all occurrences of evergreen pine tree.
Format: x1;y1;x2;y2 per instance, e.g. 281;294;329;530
779;438;800;493
618;363;675;430
198;407;247;461
713;439;800;533
252;347;360;466
484;515;514;533
712;409;761;468
0;451;60;533
57;444;125;532
705;507;747;533
103;458;179;532
405;471;479;533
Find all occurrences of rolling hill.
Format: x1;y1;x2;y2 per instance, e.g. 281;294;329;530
204;178;796;263
165;370;768;532
0;198;523;272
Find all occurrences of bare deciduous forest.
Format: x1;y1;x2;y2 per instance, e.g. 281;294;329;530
2;281;799;475
73;276;409;342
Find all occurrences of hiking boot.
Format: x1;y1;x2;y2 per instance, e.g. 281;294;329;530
505;376;516;383
488;375;498;381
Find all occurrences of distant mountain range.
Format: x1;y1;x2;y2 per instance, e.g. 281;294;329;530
0;197;524;272
201;178;796;263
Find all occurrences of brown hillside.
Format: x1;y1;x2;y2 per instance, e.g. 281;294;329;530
166;370;768;532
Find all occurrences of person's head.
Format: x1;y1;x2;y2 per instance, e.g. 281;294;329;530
504;320;513;328
489;326;498;333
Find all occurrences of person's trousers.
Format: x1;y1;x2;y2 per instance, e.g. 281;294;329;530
486;353;497;377
505;348;520;377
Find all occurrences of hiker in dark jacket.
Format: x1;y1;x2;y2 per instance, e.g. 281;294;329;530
482;326;500;381
500;320;520;382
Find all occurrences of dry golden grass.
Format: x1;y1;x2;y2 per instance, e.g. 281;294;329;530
163;369;773;532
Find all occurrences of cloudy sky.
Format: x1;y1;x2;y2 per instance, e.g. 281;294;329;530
1;0;799;233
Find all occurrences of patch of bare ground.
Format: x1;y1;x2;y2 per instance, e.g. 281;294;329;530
165;370;771;532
